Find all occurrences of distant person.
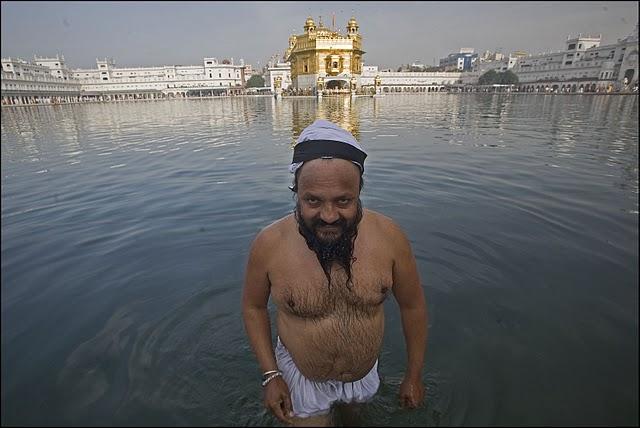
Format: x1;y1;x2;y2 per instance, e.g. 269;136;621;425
242;119;428;426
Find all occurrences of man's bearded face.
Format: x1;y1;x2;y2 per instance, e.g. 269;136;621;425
293;159;363;287
296;201;360;244
295;198;362;288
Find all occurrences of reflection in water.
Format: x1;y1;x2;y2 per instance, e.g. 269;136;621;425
290;96;360;144
1;95;638;426
1;99;274;170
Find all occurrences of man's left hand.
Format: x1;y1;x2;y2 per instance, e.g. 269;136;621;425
399;374;424;408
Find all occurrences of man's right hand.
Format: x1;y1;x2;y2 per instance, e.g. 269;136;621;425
264;376;293;425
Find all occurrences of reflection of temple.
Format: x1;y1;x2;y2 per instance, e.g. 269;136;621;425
290;96;360;145
285;16;364;93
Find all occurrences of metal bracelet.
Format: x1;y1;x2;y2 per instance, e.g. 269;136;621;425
261;371;283;387
262;369;280;379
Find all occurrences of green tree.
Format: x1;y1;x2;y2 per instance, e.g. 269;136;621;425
499;70;519;85
478;69;499;85
479;69;519;85
246;75;266;88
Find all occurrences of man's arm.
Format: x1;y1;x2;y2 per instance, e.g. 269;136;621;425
242;229;278;373
241;228;293;424
390;221;428;408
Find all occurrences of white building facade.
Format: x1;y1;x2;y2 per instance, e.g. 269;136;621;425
3;56;61;79
2;56;81;104
2;55;248;105
472;55;519;74
74;57;246;94
266;61;292;92
359;65;463;93
512;25;637;92
34;55;74;80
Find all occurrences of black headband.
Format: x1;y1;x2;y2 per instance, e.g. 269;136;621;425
292;140;367;172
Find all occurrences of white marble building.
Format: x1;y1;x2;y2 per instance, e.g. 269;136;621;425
2;56;81;104
472;55;519;75
462;24;639;92
74;57;246;93
266;61;292;92
359;65;463;93
34;55;74;80
3;56;60;79
1;55;248;104
513;26;638;92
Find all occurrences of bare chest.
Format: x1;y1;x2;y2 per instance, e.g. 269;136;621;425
269;244;393;319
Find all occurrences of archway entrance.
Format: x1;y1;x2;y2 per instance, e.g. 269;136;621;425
324;79;350;93
623;69;635;85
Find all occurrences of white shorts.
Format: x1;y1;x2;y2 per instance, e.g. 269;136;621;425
275;336;380;418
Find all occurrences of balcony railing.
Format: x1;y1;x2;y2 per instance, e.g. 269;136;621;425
1;72;80;85
2;72;242;86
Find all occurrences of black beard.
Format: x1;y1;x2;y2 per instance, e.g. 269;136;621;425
295;199;363;289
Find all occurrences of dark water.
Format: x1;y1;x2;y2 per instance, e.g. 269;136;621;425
1;94;638;426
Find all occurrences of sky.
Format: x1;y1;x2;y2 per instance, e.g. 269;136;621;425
1;1;638;70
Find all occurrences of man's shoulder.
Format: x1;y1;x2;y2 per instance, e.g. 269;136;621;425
262;213;295;235
251;214;295;250
363;208;404;235
363;209;411;254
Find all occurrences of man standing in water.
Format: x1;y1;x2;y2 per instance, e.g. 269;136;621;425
242;120;428;426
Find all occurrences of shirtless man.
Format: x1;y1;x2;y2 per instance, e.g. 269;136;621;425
242;120;428;426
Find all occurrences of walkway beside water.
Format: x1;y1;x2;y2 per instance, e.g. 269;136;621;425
2;89;638;108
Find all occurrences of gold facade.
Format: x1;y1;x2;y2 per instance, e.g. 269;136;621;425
285;16;365;89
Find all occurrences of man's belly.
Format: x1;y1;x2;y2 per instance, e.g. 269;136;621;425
277;309;385;382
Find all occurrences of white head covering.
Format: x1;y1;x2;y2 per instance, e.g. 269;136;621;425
289;119;367;174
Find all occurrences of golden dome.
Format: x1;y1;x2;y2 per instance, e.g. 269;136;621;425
346;16;359;34
305;16;315;26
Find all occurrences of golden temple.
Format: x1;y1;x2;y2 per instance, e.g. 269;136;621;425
285;16;365;92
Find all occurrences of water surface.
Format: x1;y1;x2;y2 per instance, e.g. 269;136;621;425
1;94;638;426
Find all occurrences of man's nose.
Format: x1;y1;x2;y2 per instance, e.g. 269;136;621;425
320;204;339;224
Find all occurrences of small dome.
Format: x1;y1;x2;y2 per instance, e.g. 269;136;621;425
305;16;315;26
348;17;358;26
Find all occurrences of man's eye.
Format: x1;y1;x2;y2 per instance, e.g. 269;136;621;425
306;198;319;204
338;199;350;205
